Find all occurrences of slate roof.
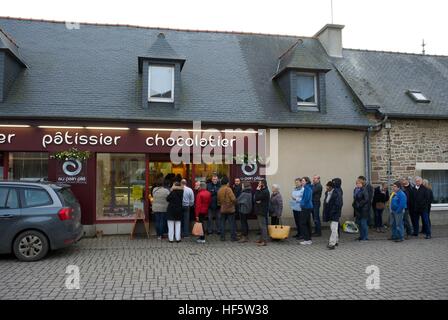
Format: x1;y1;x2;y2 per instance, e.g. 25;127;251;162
274;38;332;79
0;17;372;128
334;49;448;119
0;28;26;67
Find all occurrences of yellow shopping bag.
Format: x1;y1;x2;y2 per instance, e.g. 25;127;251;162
268;224;290;240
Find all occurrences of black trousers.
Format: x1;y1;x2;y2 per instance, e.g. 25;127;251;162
271;216;280;225
299;209;312;241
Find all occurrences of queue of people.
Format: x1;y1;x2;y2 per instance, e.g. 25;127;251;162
149;172;434;248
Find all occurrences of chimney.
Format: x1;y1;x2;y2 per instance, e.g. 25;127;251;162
314;24;345;58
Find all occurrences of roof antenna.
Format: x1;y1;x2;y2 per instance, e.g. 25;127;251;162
331;0;334;24
422;39;426;55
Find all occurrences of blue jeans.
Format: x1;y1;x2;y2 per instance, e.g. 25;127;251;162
220;214;237;241
154;212;167;237
359;218;369;240
182;206;191;237
403;209;413;236
391;211;404;240
293;210;301;236
422;212;431;237
312;202;321;234
374;208;384;228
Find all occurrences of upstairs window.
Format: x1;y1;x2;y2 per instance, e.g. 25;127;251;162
296;73;318;107
148;65;174;102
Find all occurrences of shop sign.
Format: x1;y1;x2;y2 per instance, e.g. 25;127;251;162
56;159;87;184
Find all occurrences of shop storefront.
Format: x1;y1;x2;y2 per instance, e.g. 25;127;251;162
0;123;263;230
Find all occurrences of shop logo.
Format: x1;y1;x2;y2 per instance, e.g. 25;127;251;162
241;162;257;176
63;159;82;177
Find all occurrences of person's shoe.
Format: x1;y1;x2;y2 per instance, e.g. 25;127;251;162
394;239;404;242
387;237;396;241
296;236;304;241
256;241;267;246
312;232;322;237
412;234;419;237
231;238;238;242
169;240;174;243
300;240;312;245
327;245;335;250
157;236;162;240
425;235;432;239
238;236;248;243
196;239;206;244
335;242;339;247
220;238;225;242
176;240;181;243
255;239;262;244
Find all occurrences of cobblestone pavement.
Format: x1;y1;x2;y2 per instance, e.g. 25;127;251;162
1;226;447;300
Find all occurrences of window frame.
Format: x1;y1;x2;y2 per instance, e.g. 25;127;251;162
148;64;175;103
416;162;448;208
296;72;318;107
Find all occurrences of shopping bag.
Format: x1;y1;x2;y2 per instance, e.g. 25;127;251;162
342;221;359;233
268;224;290;240
192;222;204;236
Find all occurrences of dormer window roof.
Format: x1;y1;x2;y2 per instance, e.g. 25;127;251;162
407;90;430;103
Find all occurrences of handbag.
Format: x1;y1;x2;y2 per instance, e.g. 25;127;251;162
268;219;290;240
192;222;204;236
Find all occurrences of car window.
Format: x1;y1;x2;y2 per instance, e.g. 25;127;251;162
57;188;79;207
23;188;53;207
0;187;19;209
6;189;19;209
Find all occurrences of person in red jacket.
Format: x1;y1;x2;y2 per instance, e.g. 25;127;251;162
195;182;212;243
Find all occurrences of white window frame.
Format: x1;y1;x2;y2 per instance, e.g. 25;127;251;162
416;162;448;209
148;65;175;103
296;72;318;107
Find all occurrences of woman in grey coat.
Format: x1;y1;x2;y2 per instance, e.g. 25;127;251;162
269;184;283;225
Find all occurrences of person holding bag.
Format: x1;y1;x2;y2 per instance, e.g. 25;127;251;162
372;183;389;233
194;182;211;243
269;184;283;226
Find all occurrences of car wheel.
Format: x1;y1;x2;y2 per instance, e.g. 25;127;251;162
13;230;49;262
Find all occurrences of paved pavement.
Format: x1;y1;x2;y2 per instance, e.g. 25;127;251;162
1;226;448;300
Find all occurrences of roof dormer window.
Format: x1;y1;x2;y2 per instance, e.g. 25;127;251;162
148;65;174;102
297;72;318;109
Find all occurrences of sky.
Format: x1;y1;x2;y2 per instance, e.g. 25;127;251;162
2;0;448;55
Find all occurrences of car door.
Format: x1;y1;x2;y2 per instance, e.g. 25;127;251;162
0;187;21;254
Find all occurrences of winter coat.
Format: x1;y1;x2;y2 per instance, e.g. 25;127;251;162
254;187;270;216
269;192;283;217
166;186;184;221
207;182;221;210
427;188;434;214
232;184;243;198
151;186;170;213
372;186;389;208
402;184;416;213
312;182;323;205
217;185;236;214
414;185;432;214
290;187;304;211
300;183;314;210
237;189;253;214
195;189;212;218
323;189;343;222
353;186;370;219
390;189;407;214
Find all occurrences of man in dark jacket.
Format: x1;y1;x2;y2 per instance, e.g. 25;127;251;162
207;174;221;235
353;178;370;241
400;177;415;237
254;180;270;246
413;177;432;238
312;175;323;236
358;176;374;227
323;178;343;249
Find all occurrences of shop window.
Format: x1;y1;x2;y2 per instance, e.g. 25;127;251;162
96;153;146;220
148;162;190;189
8;152;48;180
194;164;230;183
422;170;448;204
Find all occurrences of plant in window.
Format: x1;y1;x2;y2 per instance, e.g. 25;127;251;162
51;147;91;161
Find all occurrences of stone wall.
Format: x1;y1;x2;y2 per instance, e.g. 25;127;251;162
370;119;448;185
